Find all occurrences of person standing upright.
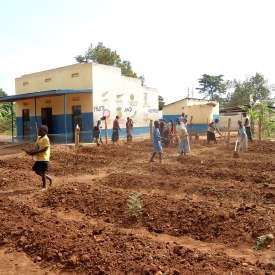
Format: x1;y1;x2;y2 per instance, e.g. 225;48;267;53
238;120;248;152
159;119;165;137
184;114;188;128
180;113;185;124
126;117;133;142
112;116;122;144
242;113;253;142
168;119;175;143
150;120;163;163
175;118;190;156
94;116;106;146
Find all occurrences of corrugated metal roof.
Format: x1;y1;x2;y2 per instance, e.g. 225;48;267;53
220;104;275;113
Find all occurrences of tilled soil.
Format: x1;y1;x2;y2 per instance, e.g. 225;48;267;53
0;139;275;275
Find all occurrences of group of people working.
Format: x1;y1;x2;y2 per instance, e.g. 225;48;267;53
22;113;252;190
159;113;188;145
206;112;253;152
150;113;191;163
151;112;253;163
93;116;133;146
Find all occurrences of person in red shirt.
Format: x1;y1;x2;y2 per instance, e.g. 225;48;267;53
112;116;122;144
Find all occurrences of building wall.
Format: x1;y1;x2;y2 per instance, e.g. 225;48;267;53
15;93;93;142
162;99;219;133
219;112;244;131
14;63;158;142
15;63;92;95
92;63;159;136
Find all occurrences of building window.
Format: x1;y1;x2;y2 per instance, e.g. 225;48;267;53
23;82;28;86
71;73;79;78
23;102;28;106
45;78;51;82
45;100;51;103
73;96;80;101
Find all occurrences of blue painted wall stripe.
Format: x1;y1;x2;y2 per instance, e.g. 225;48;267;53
16;112;151;143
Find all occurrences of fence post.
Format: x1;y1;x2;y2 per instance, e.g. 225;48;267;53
150;120;153;141
227;118;231;145
75;124;80;148
105;119;108;144
259;116;262;142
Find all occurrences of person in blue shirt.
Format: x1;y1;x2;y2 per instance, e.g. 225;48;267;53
237;120;248;152
150;121;163;163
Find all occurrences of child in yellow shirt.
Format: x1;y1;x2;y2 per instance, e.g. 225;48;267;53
26;125;52;190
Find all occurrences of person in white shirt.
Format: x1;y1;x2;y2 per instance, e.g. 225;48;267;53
175;118;190;156
242;113;253;142
238;120;248;152
93;116;106;146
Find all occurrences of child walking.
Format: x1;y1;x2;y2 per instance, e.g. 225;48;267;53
150;120;163;163
25;125;52;190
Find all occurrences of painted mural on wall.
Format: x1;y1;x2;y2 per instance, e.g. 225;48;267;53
93;88;158;129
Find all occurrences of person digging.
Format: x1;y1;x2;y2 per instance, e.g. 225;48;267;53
207;118;222;145
150;120;164;164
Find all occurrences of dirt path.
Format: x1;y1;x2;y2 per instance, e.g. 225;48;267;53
1;139;275;274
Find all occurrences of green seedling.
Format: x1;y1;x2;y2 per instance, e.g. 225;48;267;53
211;186;224;201
124;192;144;217
252;234;274;250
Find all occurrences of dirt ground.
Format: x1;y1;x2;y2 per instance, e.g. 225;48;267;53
0;136;275;275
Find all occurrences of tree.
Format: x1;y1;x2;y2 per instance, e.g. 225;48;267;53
158;95;165;110
0;88;10;116
196;74;226;101
75;42;143;82
227;80;253;107
249;72;272;103
0;88;16;134
117;61;137;78
240;95;275;136
226;73;273;107
139;74;145;86
0;88;8;97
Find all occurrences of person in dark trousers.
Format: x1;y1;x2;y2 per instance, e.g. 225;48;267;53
94;116;106;146
242;113;253;142
207;118;221;145
112;116;122;144
159;119;165;137
24;125;52;190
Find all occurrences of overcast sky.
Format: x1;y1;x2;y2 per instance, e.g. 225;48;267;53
1;0;275;104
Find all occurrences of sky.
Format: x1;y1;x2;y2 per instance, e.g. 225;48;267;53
1;0;275;105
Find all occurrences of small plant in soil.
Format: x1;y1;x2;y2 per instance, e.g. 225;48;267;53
124;192;144;217
252;234;274;250
211;186;224;201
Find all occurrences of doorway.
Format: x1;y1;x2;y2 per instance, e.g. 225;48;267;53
41;108;53;140
72;106;82;142
22;109;30;139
